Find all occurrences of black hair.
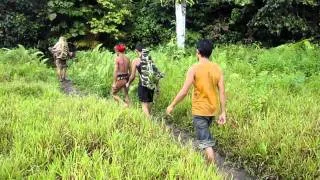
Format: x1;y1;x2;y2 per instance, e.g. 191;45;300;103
196;39;213;58
135;43;144;52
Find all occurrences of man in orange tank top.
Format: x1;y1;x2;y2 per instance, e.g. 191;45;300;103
166;40;226;164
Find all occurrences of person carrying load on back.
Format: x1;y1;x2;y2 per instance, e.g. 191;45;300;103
166;40;226;164
112;43;131;107
49;36;72;82
126;44;164;118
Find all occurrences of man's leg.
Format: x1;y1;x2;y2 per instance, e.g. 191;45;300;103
193;116;216;164
123;86;130;107
141;102;151;118
61;67;67;81
56;67;61;80
55;59;62;81
204;147;216;164
112;88;123;103
58;68;63;82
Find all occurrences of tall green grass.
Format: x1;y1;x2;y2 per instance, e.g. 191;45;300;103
0;45;56;83
68;40;320;178
0;47;221;179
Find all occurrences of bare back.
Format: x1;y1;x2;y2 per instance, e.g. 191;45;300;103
116;55;130;75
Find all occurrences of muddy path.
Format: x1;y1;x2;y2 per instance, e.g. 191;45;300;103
60;80;256;180
60;80;82;95
165;123;255;180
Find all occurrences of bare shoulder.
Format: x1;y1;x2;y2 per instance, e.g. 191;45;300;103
132;58;140;65
187;65;197;76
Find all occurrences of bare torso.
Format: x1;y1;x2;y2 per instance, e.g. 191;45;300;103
116;55;130;75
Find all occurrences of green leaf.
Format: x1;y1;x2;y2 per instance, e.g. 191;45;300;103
48;13;57;21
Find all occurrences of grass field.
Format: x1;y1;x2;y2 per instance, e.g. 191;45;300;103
0;46;221;179
68;41;320;179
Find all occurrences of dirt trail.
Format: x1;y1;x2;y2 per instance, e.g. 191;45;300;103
166;123;255;180
60;80;82;95
60;80;255;180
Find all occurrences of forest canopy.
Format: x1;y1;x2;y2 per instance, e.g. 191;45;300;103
0;0;319;49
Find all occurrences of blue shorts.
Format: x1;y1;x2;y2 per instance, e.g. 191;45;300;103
193;115;215;150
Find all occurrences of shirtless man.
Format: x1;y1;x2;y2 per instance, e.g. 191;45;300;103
112;44;131;107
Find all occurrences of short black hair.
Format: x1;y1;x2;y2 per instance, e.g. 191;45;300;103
135;43;144;52
196;40;213;58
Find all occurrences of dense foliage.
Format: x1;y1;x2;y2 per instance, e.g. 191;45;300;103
68;41;320;178
0;47;221;179
1;0;319;49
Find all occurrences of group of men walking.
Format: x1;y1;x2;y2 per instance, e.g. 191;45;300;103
50;37;226;164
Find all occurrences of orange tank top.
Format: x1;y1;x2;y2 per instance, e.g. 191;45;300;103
192;61;222;116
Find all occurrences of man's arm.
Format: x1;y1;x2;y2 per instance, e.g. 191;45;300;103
128;58;132;77
113;58;118;87
127;60;137;87
217;73;226;124
166;67;195;115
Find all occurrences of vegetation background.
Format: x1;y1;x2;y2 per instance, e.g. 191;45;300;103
1;0;319;50
0;0;319;179
67;41;320;179
0;47;222;179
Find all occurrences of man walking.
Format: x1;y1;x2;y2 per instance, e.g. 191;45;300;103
50;36;70;82
126;44;163;118
112;43;131;107
166;40;226;164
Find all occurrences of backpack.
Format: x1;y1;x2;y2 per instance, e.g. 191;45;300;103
49;43;69;60
140;49;164;90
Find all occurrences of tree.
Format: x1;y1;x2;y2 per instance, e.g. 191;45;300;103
161;0;195;48
89;0;132;37
0;0;48;48
46;0;133;48
175;1;186;48
1;0;319;48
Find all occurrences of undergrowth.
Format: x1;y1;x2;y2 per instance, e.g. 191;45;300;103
68;40;320;179
0;46;221;179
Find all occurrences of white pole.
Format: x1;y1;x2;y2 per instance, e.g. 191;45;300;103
175;1;186;48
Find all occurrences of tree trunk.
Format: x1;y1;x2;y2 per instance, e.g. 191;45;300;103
175;1;186;48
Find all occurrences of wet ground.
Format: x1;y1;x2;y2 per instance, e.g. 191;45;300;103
60;80;256;180
60;79;82;95
166;123;255;180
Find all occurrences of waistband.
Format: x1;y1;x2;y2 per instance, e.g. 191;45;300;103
117;73;129;80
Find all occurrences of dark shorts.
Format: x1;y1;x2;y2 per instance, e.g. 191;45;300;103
193;115;215;150
138;84;154;103
55;58;67;69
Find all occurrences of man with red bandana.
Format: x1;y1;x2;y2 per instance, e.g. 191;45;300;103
112;43;131;107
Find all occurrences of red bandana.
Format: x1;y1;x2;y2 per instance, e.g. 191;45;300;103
115;44;126;53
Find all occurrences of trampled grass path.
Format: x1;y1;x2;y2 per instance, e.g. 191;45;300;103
60;80;256;180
